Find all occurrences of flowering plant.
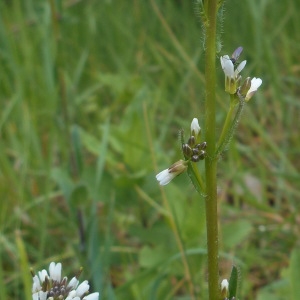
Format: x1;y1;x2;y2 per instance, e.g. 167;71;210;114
31;262;99;300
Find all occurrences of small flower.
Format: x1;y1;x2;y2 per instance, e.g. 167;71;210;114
31;262;99;300
245;77;262;101
156;160;188;185
220;55;246;94
221;279;229;298
190;118;201;140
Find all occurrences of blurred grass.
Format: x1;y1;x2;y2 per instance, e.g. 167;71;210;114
0;0;300;299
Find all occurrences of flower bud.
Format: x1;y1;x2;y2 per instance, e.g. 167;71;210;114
190;118;201;139
195;141;207;150
182;144;193;158
198;150;205;160
156;160;188;186
239;77;251;97
187;136;196;147
220;279;229;298
191;155;200;162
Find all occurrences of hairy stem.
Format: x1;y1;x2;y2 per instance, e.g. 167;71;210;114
204;0;220;299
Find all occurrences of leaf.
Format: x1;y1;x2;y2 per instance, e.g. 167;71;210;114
228;265;238;298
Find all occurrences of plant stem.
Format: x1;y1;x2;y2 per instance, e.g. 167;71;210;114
217;95;236;150
204;0;220;299
216;95;245;158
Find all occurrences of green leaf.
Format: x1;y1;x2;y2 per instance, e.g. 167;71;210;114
228;265;238;298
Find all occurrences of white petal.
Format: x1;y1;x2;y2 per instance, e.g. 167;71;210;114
76;280;90;297
68;277;79;289
191;118;201;137
67;290;77;298
49;262;62;281
246;77;262;100
38;270;48;283
83;292;99;300
250;77;262;91
32;275;41;292
220;56;234;77
38;291;48;300
234;60;246;76
32;292;39;300
156;169;175;186
220;55;230;69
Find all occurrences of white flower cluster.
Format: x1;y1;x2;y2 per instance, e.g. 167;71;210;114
32;262;99;300
156;118;205;186
220;47;262;101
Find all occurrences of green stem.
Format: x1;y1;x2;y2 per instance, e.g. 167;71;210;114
215;95;245;158
204;0;220;299
190;162;205;192
217;94;236;150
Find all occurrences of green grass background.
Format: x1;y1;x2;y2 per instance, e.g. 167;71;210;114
1;0;300;299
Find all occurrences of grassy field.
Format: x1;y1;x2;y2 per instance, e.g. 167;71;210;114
1;0;300;299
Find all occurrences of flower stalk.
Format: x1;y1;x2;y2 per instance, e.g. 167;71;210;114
203;0;220;299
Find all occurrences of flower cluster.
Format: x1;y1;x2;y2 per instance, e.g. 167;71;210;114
31;262;99;300
220;47;262;101
182;118;206;162
156;118;206;186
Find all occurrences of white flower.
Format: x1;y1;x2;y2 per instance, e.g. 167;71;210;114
190;118;201;139
156;169;176;186
220;55;246;78
156;160;188;185
245;77;262;101
220;55;246;94
31;262;99;300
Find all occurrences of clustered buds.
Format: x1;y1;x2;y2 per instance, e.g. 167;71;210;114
220;47;262;101
182;139;206;162
156;118;206;186
182;117;206;162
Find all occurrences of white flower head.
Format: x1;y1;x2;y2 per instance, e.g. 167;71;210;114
220;54;246;94
190;118;201;140
156;160;188;186
31;262;99;300
245;77;262;101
